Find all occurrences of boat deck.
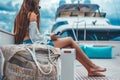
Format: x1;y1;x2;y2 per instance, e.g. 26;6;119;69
75;56;120;80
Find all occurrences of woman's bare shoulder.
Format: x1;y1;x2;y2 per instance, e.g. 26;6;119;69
28;12;38;22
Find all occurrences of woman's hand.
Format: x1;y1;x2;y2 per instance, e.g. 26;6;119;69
50;34;58;41
29;12;38;22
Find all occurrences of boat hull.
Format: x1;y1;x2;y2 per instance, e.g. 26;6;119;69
0;29;14;46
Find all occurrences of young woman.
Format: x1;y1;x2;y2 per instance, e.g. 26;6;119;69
14;0;40;44
14;0;106;77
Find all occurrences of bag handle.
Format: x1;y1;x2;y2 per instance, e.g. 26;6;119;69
26;44;53;75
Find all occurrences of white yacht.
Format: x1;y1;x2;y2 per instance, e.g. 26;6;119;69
50;3;120;79
51;3;120;57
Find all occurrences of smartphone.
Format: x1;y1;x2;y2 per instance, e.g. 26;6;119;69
55;31;61;36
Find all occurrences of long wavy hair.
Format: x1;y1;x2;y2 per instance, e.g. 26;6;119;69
14;0;40;44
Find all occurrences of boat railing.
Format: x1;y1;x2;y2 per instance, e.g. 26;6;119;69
72;20;86;41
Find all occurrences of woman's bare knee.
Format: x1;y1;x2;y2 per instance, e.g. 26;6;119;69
67;37;73;42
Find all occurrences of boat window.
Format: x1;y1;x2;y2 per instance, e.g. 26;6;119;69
60;29;84;41
59;12;106;17
52;21;68;31
59;29;120;41
108;30;120;41
86;29;120;41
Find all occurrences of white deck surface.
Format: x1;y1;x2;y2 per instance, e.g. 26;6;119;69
75;56;120;80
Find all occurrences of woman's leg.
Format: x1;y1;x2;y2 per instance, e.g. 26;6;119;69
53;37;90;69
53;37;106;76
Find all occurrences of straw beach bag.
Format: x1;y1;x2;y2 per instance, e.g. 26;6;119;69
0;44;60;80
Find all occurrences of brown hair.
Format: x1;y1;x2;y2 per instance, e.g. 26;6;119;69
14;0;40;44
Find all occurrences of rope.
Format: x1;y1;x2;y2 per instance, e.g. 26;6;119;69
26;45;53;75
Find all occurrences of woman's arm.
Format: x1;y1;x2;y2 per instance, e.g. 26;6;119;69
50;31;61;41
50;34;58;41
28;12;43;43
29;12;38;22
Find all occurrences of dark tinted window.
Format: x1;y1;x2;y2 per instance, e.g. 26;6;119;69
59;29;120;41
52;21;68;31
60;29;84;41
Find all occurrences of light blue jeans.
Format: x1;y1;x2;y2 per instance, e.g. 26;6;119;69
20;39;32;44
20;39;54;46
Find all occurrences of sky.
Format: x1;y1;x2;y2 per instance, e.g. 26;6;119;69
0;0;120;33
